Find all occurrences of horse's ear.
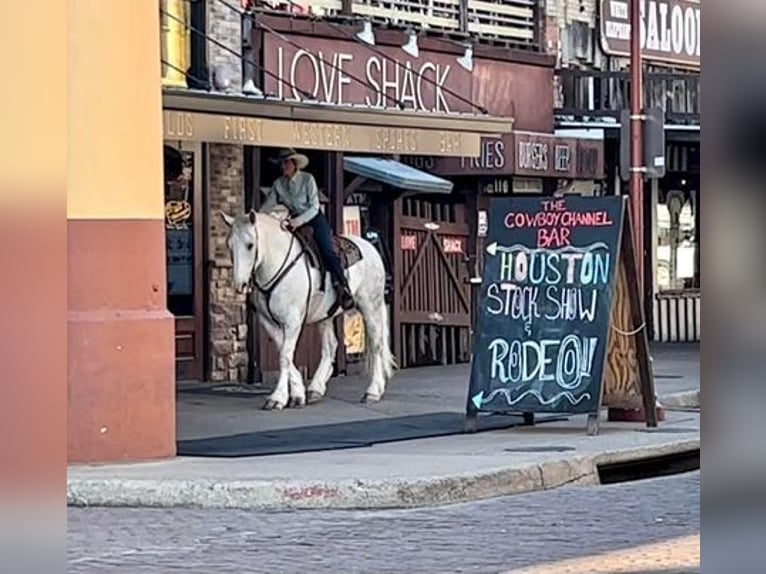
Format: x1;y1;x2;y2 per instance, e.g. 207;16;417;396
219;210;235;227
248;209;257;225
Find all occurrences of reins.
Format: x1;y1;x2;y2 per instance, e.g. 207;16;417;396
248;219;312;328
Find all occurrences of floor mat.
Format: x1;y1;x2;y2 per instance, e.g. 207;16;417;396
176;412;565;457
178;384;271;399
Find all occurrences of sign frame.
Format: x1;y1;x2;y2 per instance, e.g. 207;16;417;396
599;0;701;69
464;196;657;435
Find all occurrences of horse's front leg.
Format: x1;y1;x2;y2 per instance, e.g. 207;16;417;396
307;318;338;404
259;317;305;410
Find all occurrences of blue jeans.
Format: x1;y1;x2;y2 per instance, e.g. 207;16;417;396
301;213;347;288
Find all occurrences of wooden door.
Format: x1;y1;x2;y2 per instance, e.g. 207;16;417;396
392;197;472;368
164;141;204;380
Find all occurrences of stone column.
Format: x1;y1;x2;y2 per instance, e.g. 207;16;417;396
207;144;249;382
67;0;175;463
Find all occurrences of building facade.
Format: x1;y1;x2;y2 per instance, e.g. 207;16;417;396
70;0;617;464
548;0;701;342
158;0;609;386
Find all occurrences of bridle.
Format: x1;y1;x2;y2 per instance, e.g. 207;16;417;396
245;217;312;327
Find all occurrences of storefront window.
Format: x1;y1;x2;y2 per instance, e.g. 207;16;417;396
656;185;699;291
164;146;196;316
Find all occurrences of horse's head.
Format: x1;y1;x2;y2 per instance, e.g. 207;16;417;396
220;210;257;293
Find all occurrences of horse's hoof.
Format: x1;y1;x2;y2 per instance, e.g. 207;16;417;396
288;396;306;409
306;390;324;404
263;399;285;411
361;394;381;404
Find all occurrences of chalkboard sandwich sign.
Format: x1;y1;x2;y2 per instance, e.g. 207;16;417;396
466;196;656;435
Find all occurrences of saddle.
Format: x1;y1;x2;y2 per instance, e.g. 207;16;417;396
294;226;363;292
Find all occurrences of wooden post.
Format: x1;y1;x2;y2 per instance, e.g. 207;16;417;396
324;151;347;376
245;145;262;384
629;0;644;297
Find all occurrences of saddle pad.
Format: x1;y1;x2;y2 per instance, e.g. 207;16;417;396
297;228;363;270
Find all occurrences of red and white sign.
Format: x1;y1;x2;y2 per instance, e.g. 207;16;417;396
401;235;418;251
343;205;361;237
442;237;464;254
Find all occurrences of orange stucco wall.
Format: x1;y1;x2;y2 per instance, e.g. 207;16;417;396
68;0;165;220
68;0;176;463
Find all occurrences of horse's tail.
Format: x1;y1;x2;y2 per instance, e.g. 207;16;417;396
365;301;397;380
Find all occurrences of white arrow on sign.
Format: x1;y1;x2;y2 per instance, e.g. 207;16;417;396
485;242;522;256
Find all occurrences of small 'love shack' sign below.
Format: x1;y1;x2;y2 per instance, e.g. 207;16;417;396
466;196;656;434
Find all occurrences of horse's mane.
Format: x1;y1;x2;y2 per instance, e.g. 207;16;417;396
255;210;288;235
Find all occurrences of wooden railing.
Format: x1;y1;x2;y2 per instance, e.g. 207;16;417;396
254;0;540;48
353;0;461;31
466;0;536;46
556;69;701;124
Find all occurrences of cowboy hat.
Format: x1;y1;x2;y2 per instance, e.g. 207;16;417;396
270;148;309;170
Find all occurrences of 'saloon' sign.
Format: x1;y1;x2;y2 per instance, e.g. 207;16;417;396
600;0;700;67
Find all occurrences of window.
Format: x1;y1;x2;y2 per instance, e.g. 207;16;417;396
655;184;699;292
160;0;190;88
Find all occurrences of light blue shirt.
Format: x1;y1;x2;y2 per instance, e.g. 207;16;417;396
261;170;320;227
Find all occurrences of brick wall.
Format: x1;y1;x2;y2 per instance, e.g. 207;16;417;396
207;144;248;382
206;0;243;90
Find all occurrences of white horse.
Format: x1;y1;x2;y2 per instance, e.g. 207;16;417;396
220;209;396;410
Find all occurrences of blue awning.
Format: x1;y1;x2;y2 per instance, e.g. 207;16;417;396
343;156;454;195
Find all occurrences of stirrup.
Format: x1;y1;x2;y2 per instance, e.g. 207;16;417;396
339;287;355;310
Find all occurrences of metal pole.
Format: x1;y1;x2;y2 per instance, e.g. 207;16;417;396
630;0;644;297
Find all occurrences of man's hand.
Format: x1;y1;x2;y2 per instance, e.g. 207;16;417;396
288;218;301;230
282;218;299;232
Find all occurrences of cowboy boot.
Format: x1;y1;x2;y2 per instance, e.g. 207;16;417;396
333;278;355;311
340;283;355;311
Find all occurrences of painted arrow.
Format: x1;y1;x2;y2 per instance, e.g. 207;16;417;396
471;391;485;410
484;242;526;256
486;241;611;256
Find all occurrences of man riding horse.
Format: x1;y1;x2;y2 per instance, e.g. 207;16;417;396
261;148;355;310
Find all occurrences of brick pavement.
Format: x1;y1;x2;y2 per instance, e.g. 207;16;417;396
67;471;699;574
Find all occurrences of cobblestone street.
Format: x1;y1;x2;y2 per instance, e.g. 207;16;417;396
67;471;699;573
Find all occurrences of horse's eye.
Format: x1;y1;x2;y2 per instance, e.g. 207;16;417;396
247;243;254;251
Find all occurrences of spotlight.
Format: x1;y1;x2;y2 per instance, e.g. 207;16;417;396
356;20;376;46
457;44;474;72
401;28;419;58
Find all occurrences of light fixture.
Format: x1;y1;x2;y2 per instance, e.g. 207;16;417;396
401;28;419;58
356;20;376;46
457;44;474;72
242;78;263;96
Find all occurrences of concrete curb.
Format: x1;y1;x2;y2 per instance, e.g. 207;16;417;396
67;438;699;511
658;390;700;410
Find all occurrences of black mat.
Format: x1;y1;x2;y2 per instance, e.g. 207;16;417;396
176;412;566;457
178;384;271;399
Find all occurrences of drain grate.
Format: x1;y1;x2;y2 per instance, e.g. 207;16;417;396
598;448;700;484
504;446;576;453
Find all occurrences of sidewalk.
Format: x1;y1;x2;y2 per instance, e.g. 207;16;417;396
68;343;699;510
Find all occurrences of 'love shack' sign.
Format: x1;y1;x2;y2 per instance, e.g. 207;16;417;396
467;196;625;416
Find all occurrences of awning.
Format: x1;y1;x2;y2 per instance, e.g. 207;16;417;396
344;156;454;195
162;90;515;157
